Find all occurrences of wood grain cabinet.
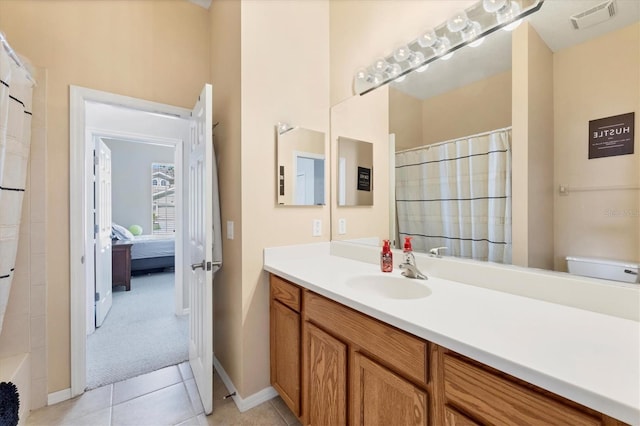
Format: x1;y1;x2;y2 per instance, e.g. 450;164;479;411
305;322;347;426
269;275;301;417
112;241;132;291
269;274;629;426
302;289;430;426
436;347;628;426
352;352;428;426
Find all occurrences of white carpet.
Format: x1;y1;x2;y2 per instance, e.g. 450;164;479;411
86;272;188;389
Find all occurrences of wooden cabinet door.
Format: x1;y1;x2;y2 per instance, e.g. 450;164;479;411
305;322;347;426
351;352;428;426
444;405;480;426
270;300;301;416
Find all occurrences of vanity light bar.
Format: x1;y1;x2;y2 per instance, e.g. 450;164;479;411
353;0;544;96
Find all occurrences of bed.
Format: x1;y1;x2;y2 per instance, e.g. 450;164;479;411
129;234;175;274
111;223;175;275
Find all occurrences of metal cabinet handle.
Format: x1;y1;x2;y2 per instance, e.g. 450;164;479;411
191;260;206;271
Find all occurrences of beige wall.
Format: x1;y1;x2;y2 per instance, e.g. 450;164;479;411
239;0;330;397
209;0;243;397
338;137;374;206
331;86;389;242
0;0;210;393
390;71;511;152
389;89;423;152
511;22;554;270
421;71;512;147
554;23;640;270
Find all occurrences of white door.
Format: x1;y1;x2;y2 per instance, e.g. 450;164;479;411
295;157;315;205
95;139;113;327
188;84;214;414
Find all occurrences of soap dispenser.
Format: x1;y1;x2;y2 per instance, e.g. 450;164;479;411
402;236;416;267
380;240;393;272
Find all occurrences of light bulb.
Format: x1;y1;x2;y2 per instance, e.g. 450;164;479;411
461;21;482;42
482;0;508;13
277;122;291;134
417;30;438;48
416;64;429;73
393;45;412;63
497;1;521;25
371;71;384;85
433;36;451;57
447;11;470;33
394;75;406;83
441;52;454;60
355;67;369;82
469;37;485;47
373;58;390;73
408;51;425;68
388;63;402;79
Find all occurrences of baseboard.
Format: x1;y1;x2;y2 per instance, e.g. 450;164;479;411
213;355;278;413
48;388;72;405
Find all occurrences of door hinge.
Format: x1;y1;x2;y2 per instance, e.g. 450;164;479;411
95;292;100;302
206;261;212;271
94;224;99;235
93;150;99;166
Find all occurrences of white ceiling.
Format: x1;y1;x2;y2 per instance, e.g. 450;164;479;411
392;0;640;100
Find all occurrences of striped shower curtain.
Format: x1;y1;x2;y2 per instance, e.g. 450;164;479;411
0;44;34;333
395;128;512;264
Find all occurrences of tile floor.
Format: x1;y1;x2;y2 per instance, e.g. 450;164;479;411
25;363;300;426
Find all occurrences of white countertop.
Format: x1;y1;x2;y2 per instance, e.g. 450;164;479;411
264;243;640;425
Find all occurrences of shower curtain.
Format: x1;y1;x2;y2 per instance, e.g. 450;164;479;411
0;43;34;333
395;128;512;264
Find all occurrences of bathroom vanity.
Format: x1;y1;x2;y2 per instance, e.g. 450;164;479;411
265;243;639;426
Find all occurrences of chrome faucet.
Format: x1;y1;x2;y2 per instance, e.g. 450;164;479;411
399;262;428;280
429;246;448;257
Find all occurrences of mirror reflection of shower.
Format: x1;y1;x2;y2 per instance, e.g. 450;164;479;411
395;127;512;264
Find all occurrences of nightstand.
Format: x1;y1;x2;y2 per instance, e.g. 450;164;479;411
112;241;133;291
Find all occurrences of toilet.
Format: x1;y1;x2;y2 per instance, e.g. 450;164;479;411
566;256;640;284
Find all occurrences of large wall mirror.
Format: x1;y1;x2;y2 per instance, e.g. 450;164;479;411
276;125;326;206
331;0;639;275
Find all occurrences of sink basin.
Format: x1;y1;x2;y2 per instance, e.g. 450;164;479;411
345;275;431;300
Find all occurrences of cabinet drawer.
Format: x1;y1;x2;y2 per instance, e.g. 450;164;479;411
270;275;301;312
443;354;602;426
304;290;427;386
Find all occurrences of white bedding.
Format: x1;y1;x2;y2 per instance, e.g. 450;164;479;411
130;234;175;260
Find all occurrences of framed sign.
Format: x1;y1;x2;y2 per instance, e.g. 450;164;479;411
589;112;634;159
357;166;371;191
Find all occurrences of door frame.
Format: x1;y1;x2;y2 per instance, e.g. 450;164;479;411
292;150;325;205
70;86;191;396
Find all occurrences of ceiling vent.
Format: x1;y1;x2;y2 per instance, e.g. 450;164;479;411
570;0;617;30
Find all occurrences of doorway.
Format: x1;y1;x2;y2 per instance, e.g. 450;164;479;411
70;85;216;414
87;135;186;389
293;151;324;206
70;87;191;395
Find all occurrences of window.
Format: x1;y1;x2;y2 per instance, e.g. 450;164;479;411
152;163;175;235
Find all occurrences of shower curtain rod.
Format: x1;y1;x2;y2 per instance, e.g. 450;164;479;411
396;126;512;154
0;32;36;84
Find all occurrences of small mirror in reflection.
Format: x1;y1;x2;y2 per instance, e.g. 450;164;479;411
337;137;373;207
276;126;326;206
